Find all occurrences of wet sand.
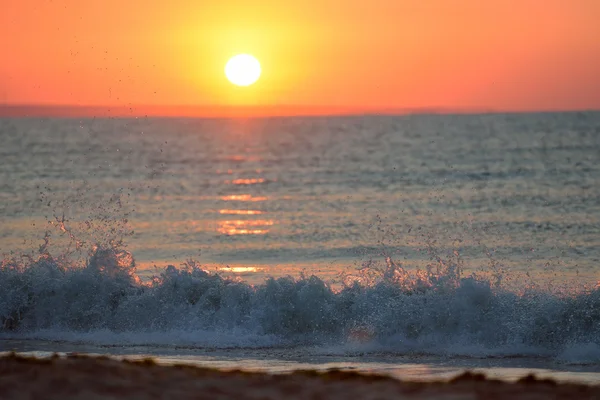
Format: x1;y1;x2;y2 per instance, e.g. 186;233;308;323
1;353;599;399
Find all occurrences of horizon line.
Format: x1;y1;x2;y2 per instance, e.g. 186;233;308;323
0;103;598;118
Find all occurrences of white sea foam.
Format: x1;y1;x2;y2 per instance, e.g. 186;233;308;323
2;241;599;363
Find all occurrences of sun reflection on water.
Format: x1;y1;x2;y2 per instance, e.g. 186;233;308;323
219;209;264;215
217;219;274;235
218;266;261;273
221;194;268;202
227;178;266;185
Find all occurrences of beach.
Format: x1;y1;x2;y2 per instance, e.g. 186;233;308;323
2;353;600;399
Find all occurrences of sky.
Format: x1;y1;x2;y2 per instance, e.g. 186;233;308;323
1;0;600;115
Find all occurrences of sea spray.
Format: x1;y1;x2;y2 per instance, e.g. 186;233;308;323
1;235;599;360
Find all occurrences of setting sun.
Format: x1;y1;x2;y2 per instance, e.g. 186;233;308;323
225;54;261;87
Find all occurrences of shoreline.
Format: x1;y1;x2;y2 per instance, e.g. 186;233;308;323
1;353;599;399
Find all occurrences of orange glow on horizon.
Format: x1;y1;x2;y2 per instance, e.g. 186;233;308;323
1;0;599;115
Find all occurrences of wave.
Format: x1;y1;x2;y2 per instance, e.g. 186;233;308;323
1;240;599;361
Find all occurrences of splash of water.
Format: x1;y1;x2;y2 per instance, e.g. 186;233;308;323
1;225;599;361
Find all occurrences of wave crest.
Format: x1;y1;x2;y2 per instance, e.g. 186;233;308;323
1;241;599;360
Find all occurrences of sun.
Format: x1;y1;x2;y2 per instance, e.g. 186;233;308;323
225;54;261;87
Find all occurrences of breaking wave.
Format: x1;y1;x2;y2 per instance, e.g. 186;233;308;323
2;236;600;362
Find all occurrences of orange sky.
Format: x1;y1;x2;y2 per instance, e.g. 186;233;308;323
1;0;600;115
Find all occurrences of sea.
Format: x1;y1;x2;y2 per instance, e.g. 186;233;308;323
1;112;600;383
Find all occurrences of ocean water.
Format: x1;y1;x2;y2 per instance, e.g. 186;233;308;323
1;112;600;381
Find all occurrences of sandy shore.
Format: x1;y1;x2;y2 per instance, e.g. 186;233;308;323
1;353;599;399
